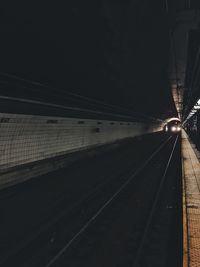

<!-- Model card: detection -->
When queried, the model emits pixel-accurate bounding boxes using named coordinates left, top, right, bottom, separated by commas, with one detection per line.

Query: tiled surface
left=0, top=113, right=162, bottom=186
left=182, top=130, right=200, bottom=267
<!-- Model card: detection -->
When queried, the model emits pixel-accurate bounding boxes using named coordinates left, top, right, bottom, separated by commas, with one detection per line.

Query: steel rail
left=45, top=135, right=173, bottom=267
left=0, top=136, right=170, bottom=266
left=132, top=134, right=179, bottom=267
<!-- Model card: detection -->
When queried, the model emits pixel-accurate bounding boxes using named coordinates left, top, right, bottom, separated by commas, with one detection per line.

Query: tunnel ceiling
left=1, top=1, right=199, bottom=121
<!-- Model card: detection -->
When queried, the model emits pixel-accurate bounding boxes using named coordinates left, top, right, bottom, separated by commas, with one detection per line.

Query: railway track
left=0, top=134, right=182, bottom=267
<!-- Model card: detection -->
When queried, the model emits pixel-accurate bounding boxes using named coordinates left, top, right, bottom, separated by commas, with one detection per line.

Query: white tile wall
left=0, top=113, right=162, bottom=173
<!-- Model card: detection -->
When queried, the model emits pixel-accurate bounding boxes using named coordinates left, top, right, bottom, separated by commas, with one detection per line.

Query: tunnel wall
left=0, top=112, right=162, bottom=188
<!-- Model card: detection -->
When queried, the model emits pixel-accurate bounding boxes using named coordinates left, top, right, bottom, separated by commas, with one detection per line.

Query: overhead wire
left=0, top=71, right=164, bottom=122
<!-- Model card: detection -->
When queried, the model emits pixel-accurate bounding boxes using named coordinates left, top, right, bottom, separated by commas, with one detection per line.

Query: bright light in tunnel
left=194, top=105, right=200, bottom=109
left=186, top=98, right=200, bottom=121
left=186, top=99, right=200, bottom=121
left=171, top=126, right=177, bottom=132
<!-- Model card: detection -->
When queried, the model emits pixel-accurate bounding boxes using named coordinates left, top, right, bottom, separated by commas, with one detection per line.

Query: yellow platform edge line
left=182, top=131, right=189, bottom=267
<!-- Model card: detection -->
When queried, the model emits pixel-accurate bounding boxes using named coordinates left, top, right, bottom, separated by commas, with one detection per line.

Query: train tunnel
left=1, top=1, right=200, bottom=267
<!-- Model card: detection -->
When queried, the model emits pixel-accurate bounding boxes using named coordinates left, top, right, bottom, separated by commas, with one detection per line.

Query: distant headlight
left=177, top=127, right=181, bottom=131
left=171, top=126, right=177, bottom=132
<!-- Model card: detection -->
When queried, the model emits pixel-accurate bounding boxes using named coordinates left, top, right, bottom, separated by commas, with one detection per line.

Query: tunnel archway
left=163, top=117, right=181, bottom=132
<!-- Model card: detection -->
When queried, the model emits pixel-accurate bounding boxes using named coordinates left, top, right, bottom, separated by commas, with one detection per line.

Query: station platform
left=182, top=130, right=200, bottom=267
